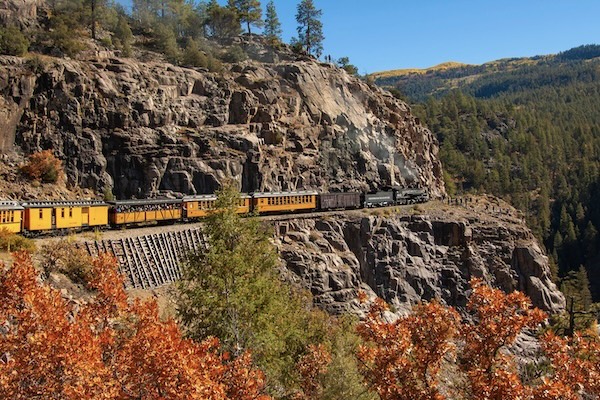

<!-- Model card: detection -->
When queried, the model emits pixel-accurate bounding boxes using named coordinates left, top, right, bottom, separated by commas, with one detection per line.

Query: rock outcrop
left=0, top=0, right=42, bottom=28
left=0, top=42, right=443, bottom=199
left=275, top=200, right=565, bottom=317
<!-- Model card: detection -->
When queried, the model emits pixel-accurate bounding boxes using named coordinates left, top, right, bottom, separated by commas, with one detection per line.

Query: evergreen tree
left=295, top=0, right=324, bottom=57
left=113, top=14, right=133, bottom=56
left=227, top=0, right=263, bottom=35
left=336, top=57, right=359, bottom=75
left=177, top=183, right=329, bottom=393
left=583, top=221, right=599, bottom=260
left=263, top=0, right=282, bottom=43
left=154, top=22, right=180, bottom=63
left=132, top=0, right=160, bottom=28
left=206, top=0, right=240, bottom=40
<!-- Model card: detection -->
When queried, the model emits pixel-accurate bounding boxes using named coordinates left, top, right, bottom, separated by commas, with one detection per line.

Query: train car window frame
left=61, top=208, right=65, bottom=218
left=69, top=208, right=73, bottom=218
left=39, top=209, right=43, bottom=219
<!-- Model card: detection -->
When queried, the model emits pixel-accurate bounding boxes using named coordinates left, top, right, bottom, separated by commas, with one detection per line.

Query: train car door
left=51, top=208, right=56, bottom=229
left=82, top=207, right=90, bottom=226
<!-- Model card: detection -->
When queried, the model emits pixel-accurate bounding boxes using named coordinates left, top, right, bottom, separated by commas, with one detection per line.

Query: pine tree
left=295, top=0, right=324, bottom=57
left=263, top=0, right=281, bottom=43
left=227, top=0, right=263, bottom=35
left=177, top=183, right=330, bottom=392
left=113, top=15, right=133, bottom=56
left=206, top=0, right=240, bottom=39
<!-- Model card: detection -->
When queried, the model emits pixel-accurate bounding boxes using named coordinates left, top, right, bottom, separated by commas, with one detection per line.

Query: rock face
left=0, top=43, right=444, bottom=199
left=275, top=203, right=565, bottom=317
left=0, top=0, right=42, bottom=28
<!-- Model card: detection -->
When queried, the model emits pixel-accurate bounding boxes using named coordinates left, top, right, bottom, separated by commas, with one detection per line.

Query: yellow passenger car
left=22, top=200, right=109, bottom=232
left=108, top=199, right=182, bottom=226
left=252, top=191, right=318, bottom=214
left=0, top=201, right=24, bottom=233
left=183, top=194, right=251, bottom=219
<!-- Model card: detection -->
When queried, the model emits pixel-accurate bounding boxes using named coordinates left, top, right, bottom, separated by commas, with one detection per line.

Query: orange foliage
left=0, top=252, right=270, bottom=400
left=20, top=150, right=64, bottom=183
left=294, top=344, right=332, bottom=400
left=535, top=331, right=600, bottom=399
left=460, top=279, right=547, bottom=399
left=357, top=298, right=460, bottom=400
left=357, top=279, right=600, bottom=400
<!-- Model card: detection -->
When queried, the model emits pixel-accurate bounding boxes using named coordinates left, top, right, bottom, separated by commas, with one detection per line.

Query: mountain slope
left=375, top=45, right=600, bottom=301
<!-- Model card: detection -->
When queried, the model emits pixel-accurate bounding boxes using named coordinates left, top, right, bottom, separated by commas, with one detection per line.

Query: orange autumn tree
left=356, top=279, right=600, bottom=400
left=460, top=279, right=547, bottom=399
left=294, top=344, right=332, bottom=400
left=20, top=150, right=64, bottom=183
left=0, top=252, right=270, bottom=400
left=356, top=297, right=461, bottom=400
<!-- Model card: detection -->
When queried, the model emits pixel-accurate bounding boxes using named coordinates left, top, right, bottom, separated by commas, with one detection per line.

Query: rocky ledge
left=0, top=39, right=443, bottom=199
left=275, top=199, right=565, bottom=317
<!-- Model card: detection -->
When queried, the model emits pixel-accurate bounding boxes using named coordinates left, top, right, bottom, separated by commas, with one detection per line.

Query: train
left=0, top=188, right=428, bottom=236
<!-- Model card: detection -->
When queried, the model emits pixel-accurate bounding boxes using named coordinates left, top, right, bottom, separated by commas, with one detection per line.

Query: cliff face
left=0, top=46, right=443, bottom=199
left=275, top=200, right=565, bottom=316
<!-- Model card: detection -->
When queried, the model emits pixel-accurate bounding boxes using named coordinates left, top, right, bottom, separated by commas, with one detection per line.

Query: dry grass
left=0, top=228, right=36, bottom=253
left=372, top=61, right=471, bottom=79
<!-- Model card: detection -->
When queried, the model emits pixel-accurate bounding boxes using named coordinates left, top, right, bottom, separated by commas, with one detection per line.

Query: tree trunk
left=91, top=0, right=96, bottom=40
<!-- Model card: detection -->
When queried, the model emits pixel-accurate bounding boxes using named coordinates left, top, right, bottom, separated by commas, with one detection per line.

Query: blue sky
left=122, top=1, right=600, bottom=74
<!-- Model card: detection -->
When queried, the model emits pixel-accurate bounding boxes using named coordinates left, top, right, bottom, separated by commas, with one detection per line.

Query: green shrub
left=222, top=45, right=247, bottom=63
left=182, top=39, right=208, bottom=68
left=48, top=16, right=86, bottom=57
left=103, top=188, right=115, bottom=201
left=206, top=55, right=223, bottom=72
left=99, top=36, right=113, bottom=48
left=25, top=55, right=46, bottom=74
left=0, top=26, right=29, bottom=56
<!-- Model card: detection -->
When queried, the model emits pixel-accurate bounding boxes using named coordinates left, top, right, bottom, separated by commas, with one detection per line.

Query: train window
left=69, top=208, right=73, bottom=217
left=1, top=211, right=4, bottom=223
left=10, top=211, right=14, bottom=222
left=39, top=209, right=43, bottom=219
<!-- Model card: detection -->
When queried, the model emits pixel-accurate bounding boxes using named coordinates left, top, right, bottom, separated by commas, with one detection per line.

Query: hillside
left=375, top=45, right=600, bottom=302
left=373, top=44, right=600, bottom=101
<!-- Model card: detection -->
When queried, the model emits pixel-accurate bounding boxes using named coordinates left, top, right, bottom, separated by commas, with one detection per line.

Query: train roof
left=399, top=188, right=427, bottom=195
left=183, top=194, right=251, bottom=201
left=252, top=190, right=318, bottom=198
left=21, top=200, right=107, bottom=208
left=0, top=201, right=24, bottom=210
left=107, top=198, right=183, bottom=206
